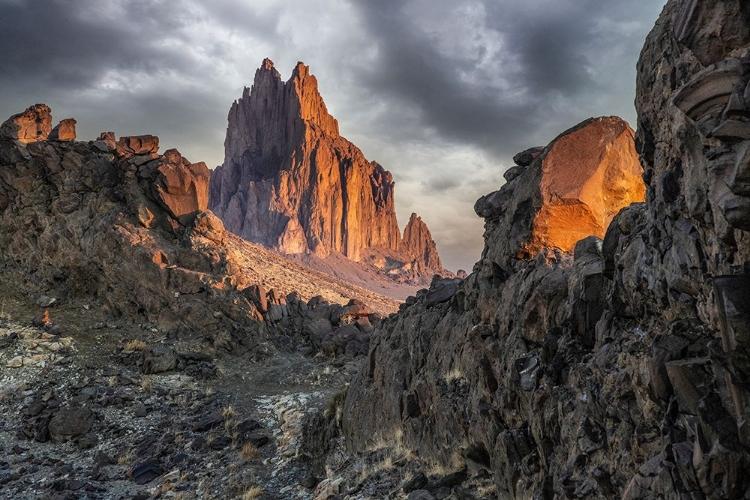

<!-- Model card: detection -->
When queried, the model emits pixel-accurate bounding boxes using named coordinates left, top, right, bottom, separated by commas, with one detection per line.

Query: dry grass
left=222, top=405, right=238, bottom=420
left=117, top=452, right=133, bottom=466
left=241, top=443, right=259, bottom=460
left=426, top=451, right=467, bottom=477
left=242, top=486, right=263, bottom=499
left=124, top=339, right=147, bottom=351
left=444, top=366, right=465, bottom=383
left=325, top=386, right=348, bottom=419
left=140, top=376, right=152, bottom=393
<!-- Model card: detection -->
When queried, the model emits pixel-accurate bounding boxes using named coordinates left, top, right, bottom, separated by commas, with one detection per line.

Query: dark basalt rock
left=341, top=2, right=750, bottom=498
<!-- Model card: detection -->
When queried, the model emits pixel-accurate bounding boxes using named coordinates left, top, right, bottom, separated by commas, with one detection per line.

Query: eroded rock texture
left=0, top=109, right=266, bottom=351
left=475, top=116, right=645, bottom=264
left=401, top=213, right=443, bottom=275
left=209, top=59, right=444, bottom=279
left=343, top=2, right=750, bottom=498
left=0, top=104, right=52, bottom=143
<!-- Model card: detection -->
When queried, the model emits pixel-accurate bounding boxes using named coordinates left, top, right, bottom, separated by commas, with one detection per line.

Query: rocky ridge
left=340, top=2, right=750, bottom=499
left=0, top=104, right=400, bottom=363
left=209, top=59, right=447, bottom=285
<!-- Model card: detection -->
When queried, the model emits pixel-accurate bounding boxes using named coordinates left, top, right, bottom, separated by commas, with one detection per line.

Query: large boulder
left=49, top=118, right=76, bottom=141
left=475, top=116, right=645, bottom=265
left=0, top=104, right=52, bottom=143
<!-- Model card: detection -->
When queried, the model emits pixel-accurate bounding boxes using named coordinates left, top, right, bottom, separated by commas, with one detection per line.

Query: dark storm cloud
left=349, top=0, right=664, bottom=160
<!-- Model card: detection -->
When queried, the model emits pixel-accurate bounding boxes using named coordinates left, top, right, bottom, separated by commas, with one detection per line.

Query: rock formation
left=475, top=116, right=645, bottom=263
left=209, top=59, right=445, bottom=281
left=0, top=106, right=266, bottom=351
left=49, top=118, right=76, bottom=141
left=342, top=3, right=750, bottom=496
left=0, top=104, right=52, bottom=143
left=401, top=212, right=442, bottom=273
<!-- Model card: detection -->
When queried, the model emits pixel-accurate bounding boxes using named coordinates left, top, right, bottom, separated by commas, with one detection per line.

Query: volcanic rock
left=48, top=408, right=94, bottom=443
left=512, top=146, right=543, bottom=167
left=0, top=104, right=52, bottom=143
left=152, top=149, right=211, bottom=225
left=343, top=2, right=750, bottom=499
left=49, top=119, right=76, bottom=141
left=209, top=59, right=445, bottom=281
left=475, top=116, right=645, bottom=264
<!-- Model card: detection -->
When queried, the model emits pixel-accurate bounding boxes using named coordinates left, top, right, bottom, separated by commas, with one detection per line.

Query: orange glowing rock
left=476, top=116, right=646, bottom=263
left=524, top=116, right=646, bottom=256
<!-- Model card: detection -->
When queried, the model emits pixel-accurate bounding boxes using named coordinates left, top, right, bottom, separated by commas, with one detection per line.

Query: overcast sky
left=0, top=0, right=665, bottom=272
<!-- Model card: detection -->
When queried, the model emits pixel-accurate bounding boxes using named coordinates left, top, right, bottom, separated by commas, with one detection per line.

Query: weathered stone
left=152, top=153, right=210, bottom=225
left=209, top=59, right=445, bottom=281
left=512, top=146, right=544, bottom=167
left=116, top=135, right=159, bottom=157
left=0, top=104, right=52, bottom=143
left=48, top=408, right=94, bottom=443
left=343, top=5, right=750, bottom=499
left=49, top=119, right=76, bottom=141
left=476, top=116, right=645, bottom=264
left=141, top=345, right=177, bottom=374
left=401, top=213, right=442, bottom=271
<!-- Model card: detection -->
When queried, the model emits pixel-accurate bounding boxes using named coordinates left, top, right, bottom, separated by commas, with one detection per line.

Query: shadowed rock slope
left=343, top=2, right=750, bottom=494
left=209, top=59, right=447, bottom=286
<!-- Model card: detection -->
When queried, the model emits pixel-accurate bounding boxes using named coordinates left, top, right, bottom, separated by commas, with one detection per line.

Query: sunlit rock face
left=0, top=104, right=52, bottom=143
left=209, top=59, right=444, bottom=279
left=401, top=213, right=442, bottom=273
left=475, top=116, right=645, bottom=266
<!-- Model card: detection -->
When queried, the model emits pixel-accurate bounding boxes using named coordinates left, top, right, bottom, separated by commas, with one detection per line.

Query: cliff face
left=209, top=60, right=443, bottom=278
left=342, top=3, right=750, bottom=497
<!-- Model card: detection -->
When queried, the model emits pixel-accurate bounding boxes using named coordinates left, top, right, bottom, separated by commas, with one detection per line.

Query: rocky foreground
left=342, top=2, right=750, bottom=499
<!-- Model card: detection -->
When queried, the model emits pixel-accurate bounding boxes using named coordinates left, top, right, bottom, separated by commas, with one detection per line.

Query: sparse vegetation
left=444, top=365, right=465, bottom=383
left=325, top=386, right=348, bottom=419
left=124, top=339, right=147, bottom=351
left=242, top=486, right=263, bottom=499
left=117, top=452, right=133, bottom=466
left=140, top=376, right=152, bottom=393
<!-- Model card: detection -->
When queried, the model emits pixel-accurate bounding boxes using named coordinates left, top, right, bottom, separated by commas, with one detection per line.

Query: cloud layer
left=0, top=0, right=665, bottom=272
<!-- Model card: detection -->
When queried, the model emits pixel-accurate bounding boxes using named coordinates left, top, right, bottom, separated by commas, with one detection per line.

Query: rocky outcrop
left=0, top=107, right=266, bottom=351
left=49, top=119, right=76, bottom=141
left=0, top=104, right=52, bottom=143
left=475, top=116, right=645, bottom=264
left=209, top=59, right=445, bottom=281
left=401, top=213, right=442, bottom=273
left=342, top=4, right=750, bottom=497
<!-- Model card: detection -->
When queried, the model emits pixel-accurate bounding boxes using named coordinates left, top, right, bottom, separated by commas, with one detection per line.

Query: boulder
left=512, top=146, right=544, bottom=167
left=476, top=116, right=645, bottom=265
left=49, top=119, right=76, bottom=141
left=48, top=408, right=94, bottom=443
left=152, top=150, right=210, bottom=225
left=0, top=104, right=52, bottom=143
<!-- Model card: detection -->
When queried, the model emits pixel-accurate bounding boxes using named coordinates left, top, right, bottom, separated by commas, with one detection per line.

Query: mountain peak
left=210, top=61, right=446, bottom=286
